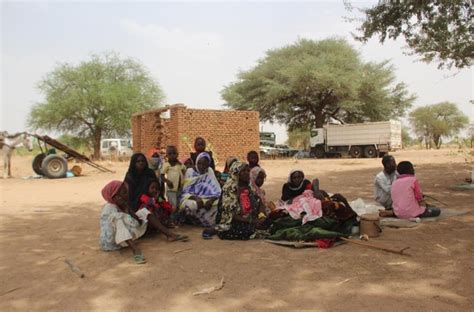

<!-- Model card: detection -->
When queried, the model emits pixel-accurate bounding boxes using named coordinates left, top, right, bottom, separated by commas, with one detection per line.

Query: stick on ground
left=340, top=237, right=410, bottom=255
left=65, top=259, right=85, bottom=278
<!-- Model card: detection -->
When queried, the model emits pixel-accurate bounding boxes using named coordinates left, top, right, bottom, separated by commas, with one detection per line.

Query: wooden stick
left=339, top=237, right=410, bottom=255
left=0, top=287, right=22, bottom=297
left=173, top=248, right=193, bottom=254
left=64, top=259, right=85, bottom=278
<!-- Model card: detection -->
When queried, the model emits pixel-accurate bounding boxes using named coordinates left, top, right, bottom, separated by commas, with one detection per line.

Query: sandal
left=168, top=234, right=189, bottom=242
left=133, top=254, right=147, bottom=264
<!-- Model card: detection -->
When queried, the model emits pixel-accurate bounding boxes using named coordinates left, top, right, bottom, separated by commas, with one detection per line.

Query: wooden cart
left=32, top=135, right=113, bottom=179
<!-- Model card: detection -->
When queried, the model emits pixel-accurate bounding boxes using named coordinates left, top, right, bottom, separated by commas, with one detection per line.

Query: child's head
left=102, top=180, right=128, bottom=206
left=238, top=164, right=251, bottom=184
left=194, top=137, right=206, bottom=153
left=397, top=161, right=415, bottom=175
left=289, top=170, right=304, bottom=187
left=166, top=145, right=178, bottom=162
left=247, top=151, right=259, bottom=166
left=147, top=179, right=161, bottom=197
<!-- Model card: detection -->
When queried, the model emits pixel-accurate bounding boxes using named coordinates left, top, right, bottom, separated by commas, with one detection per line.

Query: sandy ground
left=1, top=149, right=473, bottom=311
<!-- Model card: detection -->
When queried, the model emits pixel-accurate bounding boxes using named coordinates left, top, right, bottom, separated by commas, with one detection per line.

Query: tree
left=28, top=52, right=165, bottom=158
left=409, top=102, right=469, bottom=149
left=401, top=127, right=414, bottom=147
left=222, top=38, right=414, bottom=130
left=286, top=128, right=311, bottom=150
left=350, top=0, right=473, bottom=69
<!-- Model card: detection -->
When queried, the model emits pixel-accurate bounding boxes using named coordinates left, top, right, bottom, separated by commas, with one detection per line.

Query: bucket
left=360, top=213, right=382, bottom=237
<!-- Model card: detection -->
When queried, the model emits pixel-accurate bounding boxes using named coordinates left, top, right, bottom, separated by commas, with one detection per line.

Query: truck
left=309, top=120, right=402, bottom=158
left=259, top=132, right=278, bottom=157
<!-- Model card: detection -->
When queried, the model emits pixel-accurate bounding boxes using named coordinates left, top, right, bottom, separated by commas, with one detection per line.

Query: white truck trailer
left=309, top=120, right=402, bottom=158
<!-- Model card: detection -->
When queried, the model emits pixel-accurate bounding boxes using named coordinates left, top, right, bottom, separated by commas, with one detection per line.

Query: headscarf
left=124, top=153, right=158, bottom=210
left=224, top=156, right=238, bottom=173
left=218, top=160, right=248, bottom=230
left=102, top=180, right=127, bottom=205
left=195, top=152, right=211, bottom=171
left=179, top=152, right=221, bottom=207
left=281, top=169, right=311, bottom=201
left=288, top=169, right=305, bottom=190
left=250, top=166, right=267, bottom=205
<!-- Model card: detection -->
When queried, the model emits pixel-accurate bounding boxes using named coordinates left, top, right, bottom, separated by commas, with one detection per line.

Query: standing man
left=374, top=155, right=398, bottom=210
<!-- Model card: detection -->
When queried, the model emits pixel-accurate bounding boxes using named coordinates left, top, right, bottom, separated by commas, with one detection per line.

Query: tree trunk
left=434, top=135, right=442, bottom=149
left=314, top=112, right=325, bottom=128
left=92, top=129, right=102, bottom=160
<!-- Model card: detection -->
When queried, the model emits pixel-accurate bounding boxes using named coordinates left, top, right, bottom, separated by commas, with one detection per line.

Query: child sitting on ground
left=391, top=161, right=441, bottom=219
left=161, top=146, right=186, bottom=215
left=138, top=179, right=188, bottom=240
left=100, top=180, right=148, bottom=264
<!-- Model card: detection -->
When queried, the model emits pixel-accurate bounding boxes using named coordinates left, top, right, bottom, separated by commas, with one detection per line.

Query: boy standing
left=161, top=146, right=186, bottom=212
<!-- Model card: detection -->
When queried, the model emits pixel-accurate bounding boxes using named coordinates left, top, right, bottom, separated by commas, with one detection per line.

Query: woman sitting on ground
left=99, top=180, right=148, bottom=264
left=179, top=152, right=221, bottom=227
left=391, top=161, right=441, bottom=219
left=214, top=161, right=268, bottom=240
left=250, top=166, right=270, bottom=210
left=125, top=153, right=158, bottom=211
left=281, top=170, right=318, bottom=202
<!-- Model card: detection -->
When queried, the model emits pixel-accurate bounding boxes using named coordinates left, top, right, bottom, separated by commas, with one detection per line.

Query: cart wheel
left=32, top=153, right=46, bottom=175
left=41, top=155, right=68, bottom=179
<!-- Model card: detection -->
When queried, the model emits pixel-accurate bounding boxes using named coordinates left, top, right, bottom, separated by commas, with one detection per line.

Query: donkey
left=1, top=132, right=34, bottom=178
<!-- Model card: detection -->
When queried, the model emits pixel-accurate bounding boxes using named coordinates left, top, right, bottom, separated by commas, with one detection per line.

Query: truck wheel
left=350, top=146, right=363, bottom=158
left=32, top=153, right=46, bottom=175
left=314, top=146, right=325, bottom=159
left=364, top=146, right=378, bottom=158
left=41, top=155, right=68, bottom=179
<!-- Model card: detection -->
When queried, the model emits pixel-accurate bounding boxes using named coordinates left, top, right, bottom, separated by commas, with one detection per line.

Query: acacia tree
left=286, top=129, right=311, bottom=150
left=409, top=102, right=469, bottom=149
left=29, top=52, right=164, bottom=158
left=350, top=0, right=473, bottom=69
left=222, top=38, right=414, bottom=129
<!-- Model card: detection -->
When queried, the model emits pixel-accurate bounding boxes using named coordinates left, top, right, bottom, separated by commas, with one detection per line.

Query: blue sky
left=1, top=1, right=472, bottom=143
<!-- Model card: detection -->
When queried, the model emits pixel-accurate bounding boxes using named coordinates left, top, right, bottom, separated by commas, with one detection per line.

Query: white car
left=100, top=139, right=133, bottom=157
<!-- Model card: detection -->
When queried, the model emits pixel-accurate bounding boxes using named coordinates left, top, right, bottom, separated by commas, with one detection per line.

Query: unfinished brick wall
left=132, top=104, right=260, bottom=169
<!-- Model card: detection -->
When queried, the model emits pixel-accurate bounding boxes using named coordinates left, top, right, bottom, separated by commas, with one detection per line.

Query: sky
left=1, top=0, right=472, bottom=143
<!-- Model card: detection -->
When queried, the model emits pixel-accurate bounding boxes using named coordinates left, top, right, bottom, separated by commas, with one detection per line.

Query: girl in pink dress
left=391, top=161, right=441, bottom=219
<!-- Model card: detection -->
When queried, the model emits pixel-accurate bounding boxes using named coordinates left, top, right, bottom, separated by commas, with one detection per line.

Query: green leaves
left=352, top=0, right=473, bottom=69
left=222, top=38, right=414, bottom=129
left=409, top=102, right=469, bottom=149
left=28, top=52, right=165, bottom=157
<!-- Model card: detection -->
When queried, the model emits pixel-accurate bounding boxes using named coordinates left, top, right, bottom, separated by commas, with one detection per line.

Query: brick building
left=131, top=104, right=260, bottom=169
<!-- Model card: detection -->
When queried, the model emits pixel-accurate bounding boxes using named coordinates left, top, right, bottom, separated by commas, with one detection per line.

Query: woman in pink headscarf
left=99, top=180, right=147, bottom=264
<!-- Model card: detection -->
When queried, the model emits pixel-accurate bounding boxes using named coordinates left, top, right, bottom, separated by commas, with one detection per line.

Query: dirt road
left=1, top=149, right=473, bottom=311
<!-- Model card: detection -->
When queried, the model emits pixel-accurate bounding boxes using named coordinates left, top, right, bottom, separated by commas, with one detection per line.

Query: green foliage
left=57, top=134, right=92, bottom=154
left=401, top=127, right=414, bottom=147
left=28, top=52, right=165, bottom=158
left=350, top=0, right=473, bottom=69
left=286, top=128, right=311, bottom=150
left=222, top=38, right=414, bottom=129
left=409, top=102, right=469, bottom=149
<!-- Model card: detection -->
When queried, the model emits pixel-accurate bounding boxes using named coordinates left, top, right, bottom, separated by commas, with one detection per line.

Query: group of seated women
left=99, top=137, right=358, bottom=264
